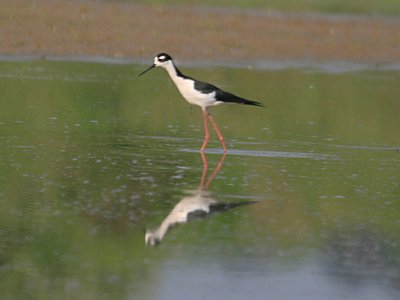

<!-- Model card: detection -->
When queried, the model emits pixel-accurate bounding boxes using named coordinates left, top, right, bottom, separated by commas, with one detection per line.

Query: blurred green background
left=132, top=0, right=400, bottom=15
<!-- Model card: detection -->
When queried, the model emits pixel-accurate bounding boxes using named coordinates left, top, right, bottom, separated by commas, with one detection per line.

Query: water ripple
left=180, top=148, right=334, bottom=160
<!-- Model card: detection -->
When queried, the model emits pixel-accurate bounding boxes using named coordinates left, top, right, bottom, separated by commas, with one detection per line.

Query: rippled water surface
left=0, top=60, right=399, bottom=299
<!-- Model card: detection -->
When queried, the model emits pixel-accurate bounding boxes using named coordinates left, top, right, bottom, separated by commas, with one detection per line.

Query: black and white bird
left=145, top=188, right=256, bottom=246
left=139, top=53, right=263, bottom=152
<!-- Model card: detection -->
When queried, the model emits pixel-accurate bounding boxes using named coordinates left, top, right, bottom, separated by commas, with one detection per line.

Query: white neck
left=161, top=61, right=181, bottom=82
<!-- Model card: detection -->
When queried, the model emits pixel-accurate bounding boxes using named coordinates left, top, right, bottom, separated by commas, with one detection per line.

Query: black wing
left=209, top=200, right=258, bottom=213
left=194, top=80, right=263, bottom=107
left=194, top=80, right=220, bottom=94
left=215, top=90, right=264, bottom=107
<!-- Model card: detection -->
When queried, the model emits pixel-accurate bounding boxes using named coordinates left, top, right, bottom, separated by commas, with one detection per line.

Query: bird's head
left=138, top=53, right=173, bottom=76
left=145, top=229, right=161, bottom=246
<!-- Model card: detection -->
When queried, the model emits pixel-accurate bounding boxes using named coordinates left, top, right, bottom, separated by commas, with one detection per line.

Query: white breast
left=172, top=77, right=216, bottom=108
left=162, top=63, right=221, bottom=109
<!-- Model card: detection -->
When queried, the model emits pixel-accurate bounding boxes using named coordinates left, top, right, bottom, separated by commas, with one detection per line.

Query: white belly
left=172, top=77, right=221, bottom=109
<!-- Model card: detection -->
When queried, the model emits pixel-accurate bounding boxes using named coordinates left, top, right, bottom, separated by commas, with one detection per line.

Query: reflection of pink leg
left=199, top=152, right=226, bottom=189
left=200, top=109, right=210, bottom=152
left=205, top=152, right=226, bottom=189
left=199, top=152, right=208, bottom=188
left=208, top=114, right=227, bottom=153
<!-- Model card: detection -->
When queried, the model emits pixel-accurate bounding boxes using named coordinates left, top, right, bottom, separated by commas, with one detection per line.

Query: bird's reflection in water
left=145, top=152, right=254, bottom=246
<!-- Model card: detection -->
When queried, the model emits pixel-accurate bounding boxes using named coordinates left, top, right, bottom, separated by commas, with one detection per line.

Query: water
left=0, top=60, right=399, bottom=299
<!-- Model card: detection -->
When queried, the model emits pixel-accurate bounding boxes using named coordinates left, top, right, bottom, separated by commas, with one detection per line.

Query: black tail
left=216, top=90, right=264, bottom=107
left=209, top=200, right=258, bottom=214
left=241, top=98, right=264, bottom=107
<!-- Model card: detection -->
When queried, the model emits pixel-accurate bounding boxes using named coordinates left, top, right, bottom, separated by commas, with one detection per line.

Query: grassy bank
left=132, top=0, right=400, bottom=16
left=1, top=0, right=399, bottom=63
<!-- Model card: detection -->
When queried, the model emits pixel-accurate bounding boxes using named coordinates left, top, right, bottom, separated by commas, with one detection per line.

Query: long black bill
left=138, top=64, right=155, bottom=77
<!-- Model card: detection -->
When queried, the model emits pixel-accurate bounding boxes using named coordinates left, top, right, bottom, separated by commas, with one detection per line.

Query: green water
left=0, top=60, right=399, bottom=299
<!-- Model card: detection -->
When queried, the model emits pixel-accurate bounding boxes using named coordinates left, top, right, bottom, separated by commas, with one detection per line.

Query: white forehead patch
left=159, top=55, right=166, bottom=60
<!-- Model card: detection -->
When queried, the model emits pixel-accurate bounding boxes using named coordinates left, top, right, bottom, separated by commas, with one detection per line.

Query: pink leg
left=200, top=109, right=210, bottom=152
left=208, top=114, right=227, bottom=153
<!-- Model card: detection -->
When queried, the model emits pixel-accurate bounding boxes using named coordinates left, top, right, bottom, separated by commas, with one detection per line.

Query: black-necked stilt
left=145, top=152, right=256, bottom=246
left=139, top=53, right=263, bottom=152
left=145, top=189, right=258, bottom=246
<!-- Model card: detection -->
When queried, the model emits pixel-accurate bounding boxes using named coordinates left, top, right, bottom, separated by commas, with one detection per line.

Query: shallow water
left=0, top=60, right=399, bottom=299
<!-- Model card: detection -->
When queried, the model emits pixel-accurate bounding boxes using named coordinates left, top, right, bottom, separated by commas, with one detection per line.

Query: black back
left=194, top=81, right=263, bottom=107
